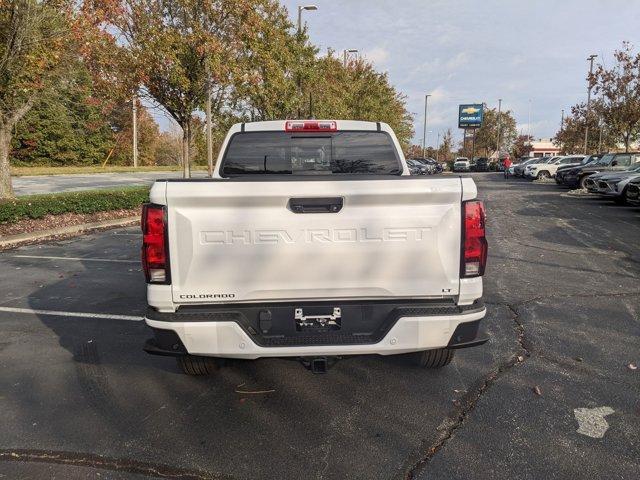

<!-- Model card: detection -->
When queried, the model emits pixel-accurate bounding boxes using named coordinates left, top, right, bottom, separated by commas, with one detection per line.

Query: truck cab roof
left=236, top=119, right=386, bottom=132
left=213, top=120, right=408, bottom=178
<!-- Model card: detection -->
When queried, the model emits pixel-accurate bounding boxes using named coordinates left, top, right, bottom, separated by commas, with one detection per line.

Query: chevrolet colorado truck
left=142, top=120, right=488, bottom=374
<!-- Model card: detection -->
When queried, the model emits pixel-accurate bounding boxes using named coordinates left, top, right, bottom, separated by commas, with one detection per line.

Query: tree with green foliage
left=306, top=53, right=414, bottom=147
left=554, top=101, right=616, bottom=154
left=590, top=42, right=640, bottom=152
left=10, top=64, right=115, bottom=166
left=233, top=7, right=317, bottom=120
left=0, top=0, right=73, bottom=198
left=468, top=107, right=517, bottom=157
left=109, top=99, right=161, bottom=166
left=88, top=0, right=299, bottom=178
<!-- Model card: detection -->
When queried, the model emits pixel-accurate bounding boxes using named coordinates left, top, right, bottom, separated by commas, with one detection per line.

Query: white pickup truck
left=142, top=120, right=488, bottom=374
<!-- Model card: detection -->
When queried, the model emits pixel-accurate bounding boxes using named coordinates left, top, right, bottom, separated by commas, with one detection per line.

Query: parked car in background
left=555, top=154, right=601, bottom=185
left=525, top=155, right=585, bottom=179
left=562, top=152, right=640, bottom=189
left=423, top=158, right=443, bottom=174
left=453, top=157, right=470, bottom=172
left=625, top=178, right=640, bottom=205
left=514, top=157, right=545, bottom=177
left=585, top=164, right=640, bottom=204
left=407, top=158, right=430, bottom=175
left=523, top=156, right=556, bottom=178
left=475, top=157, right=489, bottom=171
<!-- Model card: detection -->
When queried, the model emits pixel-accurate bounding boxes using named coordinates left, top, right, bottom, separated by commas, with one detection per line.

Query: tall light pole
left=496, top=98, right=502, bottom=159
left=132, top=94, right=138, bottom=168
left=583, top=54, right=598, bottom=154
left=436, top=131, right=441, bottom=161
left=205, top=87, right=213, bottom=177
left=297, top=4, right=317, bottom=32
left=343, top=49, right=358, bottom=67
left=527, top=99, right=532, bottom=139
left=296, top=5, right=317, bottom=119
left=422, top=94, right=431, bottom=158
left=561, top=109, right=565, bottom=129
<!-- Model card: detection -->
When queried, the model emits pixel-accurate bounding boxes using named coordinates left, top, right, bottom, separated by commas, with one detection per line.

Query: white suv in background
left=525, top=155, right=585, bottom=179
left=453, top=157, right=471, bottom=172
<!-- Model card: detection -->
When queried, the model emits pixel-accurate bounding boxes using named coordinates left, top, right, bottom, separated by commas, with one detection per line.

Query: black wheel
left=411, top=348, right=455, bottom=368
left=536, top=171, right=550, bottom=179
left=614, top=189, right=628, bottom=205
left=177, top=355, right=220, bottom=375
left=579, top=175, right=590, bottom=189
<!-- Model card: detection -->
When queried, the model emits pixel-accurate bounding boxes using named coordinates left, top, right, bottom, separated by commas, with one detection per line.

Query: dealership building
left=529, top=139, right=560, bottom=157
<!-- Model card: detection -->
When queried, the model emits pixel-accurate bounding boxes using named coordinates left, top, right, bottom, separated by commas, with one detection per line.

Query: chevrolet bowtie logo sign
left=459, top=103, right=484, bottom=129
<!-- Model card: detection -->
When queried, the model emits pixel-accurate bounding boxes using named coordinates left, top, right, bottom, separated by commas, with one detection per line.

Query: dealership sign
left=458, top=104, right=484, bottom=128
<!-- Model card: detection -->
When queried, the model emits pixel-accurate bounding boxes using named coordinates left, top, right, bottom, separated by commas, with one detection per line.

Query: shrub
left=0, top=187, right=149, bottom=224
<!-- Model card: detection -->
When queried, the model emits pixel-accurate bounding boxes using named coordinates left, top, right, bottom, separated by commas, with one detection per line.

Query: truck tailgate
left=163, top=177, right=465, bottom=304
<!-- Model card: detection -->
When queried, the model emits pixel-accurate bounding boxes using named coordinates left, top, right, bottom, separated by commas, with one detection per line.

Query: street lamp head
left=347, top=49, right=358, bottom=53
left=300, top=4, right=318, bottom=11
left=587, top=54, right=598, bottom=61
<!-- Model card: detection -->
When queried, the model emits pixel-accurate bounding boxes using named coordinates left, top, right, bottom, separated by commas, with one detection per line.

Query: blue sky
left=281, top=0, right=640, bottom=146
left=150, top=1, right=639, bottom=148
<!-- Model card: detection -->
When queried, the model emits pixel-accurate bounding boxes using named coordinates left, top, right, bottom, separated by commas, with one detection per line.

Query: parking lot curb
left=0, top=216, right=139, bottom=251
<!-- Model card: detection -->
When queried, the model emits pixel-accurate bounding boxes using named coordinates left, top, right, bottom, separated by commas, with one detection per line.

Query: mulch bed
left=0, top=209, right=140, bottom=238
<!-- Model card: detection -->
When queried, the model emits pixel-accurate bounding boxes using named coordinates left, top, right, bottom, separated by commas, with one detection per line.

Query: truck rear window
left=221, top=131, right=401, bottom=176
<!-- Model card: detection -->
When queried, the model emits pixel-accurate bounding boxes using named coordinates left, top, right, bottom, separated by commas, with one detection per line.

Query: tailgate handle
left=289, top=197, right=343, bottom=214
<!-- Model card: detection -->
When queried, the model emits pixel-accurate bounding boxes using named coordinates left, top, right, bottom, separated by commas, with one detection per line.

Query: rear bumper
left=144, top=300, right=487, bottom=359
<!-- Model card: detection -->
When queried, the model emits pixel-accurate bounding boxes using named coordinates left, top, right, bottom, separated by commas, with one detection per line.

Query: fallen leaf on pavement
left=235, top=383, right=275, bottom=395
left=628, top=363, right=637, bottom=370
left=533, top=386, right=542, bottom=396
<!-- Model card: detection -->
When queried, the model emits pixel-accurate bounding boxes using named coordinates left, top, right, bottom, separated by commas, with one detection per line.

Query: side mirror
left=611, top=160, right=618, bottom=166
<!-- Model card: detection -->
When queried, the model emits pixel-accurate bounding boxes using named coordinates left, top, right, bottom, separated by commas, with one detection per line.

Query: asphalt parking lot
left=0, top=173, right=638, bottom=479
left=12, top=171, right=207, bottom=196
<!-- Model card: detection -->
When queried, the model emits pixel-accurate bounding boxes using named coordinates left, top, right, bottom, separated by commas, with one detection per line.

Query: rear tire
left=536, top=171, right=550, bottom=179
left=177, top=355, right=220, bottom=375
left=412, top=348, right=455, bottom=368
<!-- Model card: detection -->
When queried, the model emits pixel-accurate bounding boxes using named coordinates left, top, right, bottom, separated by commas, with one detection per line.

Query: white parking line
left=0, top=306, right=143, bottom=322
left=11, top=255, right=138, bottom=264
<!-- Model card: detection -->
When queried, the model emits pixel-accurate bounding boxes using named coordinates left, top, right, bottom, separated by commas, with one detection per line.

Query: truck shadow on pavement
left=17, top=243, right=518, bottom=480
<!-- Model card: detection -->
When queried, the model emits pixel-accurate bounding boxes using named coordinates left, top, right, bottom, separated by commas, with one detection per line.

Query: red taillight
left=461, top=200, right=488, bottom=277
left=285, top=120, right=337, bottom=132
left=141, top=203, right=169, bottom=284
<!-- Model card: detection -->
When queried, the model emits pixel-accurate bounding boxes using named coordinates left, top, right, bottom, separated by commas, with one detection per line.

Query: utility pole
left=343, top=49, right=358, bottom=67
left=527, top=99, right=532, bottom=139
left=584, top=54, right=598, bottom=154
left=598, top=122, right=603, bottom=153
left=205, top=85, right=213, bottom=177
left=422, top=94, right=431, bottom=158
left=296, top=5, right=318, bottom=119
left=496, top=98, right=502, bottom=159
left=471, top=129, right=477, bottom=161
left=132, top=95, right=138, bottom=168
